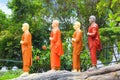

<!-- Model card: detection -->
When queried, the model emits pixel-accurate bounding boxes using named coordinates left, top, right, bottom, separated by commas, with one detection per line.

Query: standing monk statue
left=87, top=15, right=101, bottom=70
left=20, top=23, right=32, bottom=77
left=49, top=20, right=64, bottom=71
left=72, top=21, right=83, bottom=72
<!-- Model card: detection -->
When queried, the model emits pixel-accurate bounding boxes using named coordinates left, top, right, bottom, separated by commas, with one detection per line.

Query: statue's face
left=52, top=22, right=56, bottom=28
left=73, top=25, right=78, bottom=30
left=52, top=21, right=58, bottom=28
left=73, top=22, right=80, bottom=30
left=73, top=25, right=75, bottom=30
left=22, top=26, right=27, bottom=32
left=89, top=17, right=93, bottom=24
left=22, top=26, right=25, bottom=32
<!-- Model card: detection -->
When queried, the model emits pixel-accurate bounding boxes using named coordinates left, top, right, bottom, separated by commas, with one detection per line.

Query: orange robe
left=21, top=31, right=32, bottom=72
left=72, top=30, right=82, bottom=70
left=88, top=22, right=101, bottom=66
left=50, top=29, right=64, bottom=69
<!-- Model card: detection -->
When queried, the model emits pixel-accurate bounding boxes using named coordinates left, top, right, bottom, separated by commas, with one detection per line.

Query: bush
left=30, top=46, right=50, bottom=73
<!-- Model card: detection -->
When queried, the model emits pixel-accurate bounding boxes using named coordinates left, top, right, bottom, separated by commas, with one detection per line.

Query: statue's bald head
left=52, top=20, right=59, bottom=28
left=73, top=21, right=81, bottom=29
left=22, top=23, right=29, bottom=32
left=74, top=21, right=81, bottom=27
left=53, top=20, right=59, bottom=25
left=89, top=15, right=96, bottom=23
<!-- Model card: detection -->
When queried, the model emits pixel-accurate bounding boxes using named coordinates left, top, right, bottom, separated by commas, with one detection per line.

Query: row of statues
left=20, top=15, right=101, bottom=77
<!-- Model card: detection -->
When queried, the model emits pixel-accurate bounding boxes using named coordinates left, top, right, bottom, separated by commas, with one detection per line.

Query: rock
left=0, top=66, right=8, bottom=72
left=13, top=63, right=120, bottom=80
left=12, top=66, right=18, bottom=71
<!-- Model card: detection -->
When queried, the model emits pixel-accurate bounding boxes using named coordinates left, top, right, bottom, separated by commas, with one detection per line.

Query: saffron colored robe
left=50, top=29, right=64, bottom=69
left=21, top=31, right=32, bottom=72
left=88, top=22, right=101, bottom=66
left=72, top=30, right=82, bottom=70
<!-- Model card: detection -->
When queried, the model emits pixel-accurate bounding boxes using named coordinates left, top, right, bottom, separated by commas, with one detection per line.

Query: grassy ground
left=0, top=70, right=23, bottom=80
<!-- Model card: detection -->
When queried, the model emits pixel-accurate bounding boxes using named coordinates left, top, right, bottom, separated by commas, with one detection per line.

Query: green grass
left=0, top=70, right=23, bottom=80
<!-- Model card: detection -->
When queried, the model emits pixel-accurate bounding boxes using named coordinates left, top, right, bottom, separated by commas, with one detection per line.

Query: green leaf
left=109, top=21, right=116, bottom=27
left=116, top=17, right=120, bottom=21
left=111, top=0, right=117, bottom=8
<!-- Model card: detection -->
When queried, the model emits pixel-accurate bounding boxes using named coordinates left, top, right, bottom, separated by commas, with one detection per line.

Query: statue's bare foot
left=20, top=72, right=29, bottom=77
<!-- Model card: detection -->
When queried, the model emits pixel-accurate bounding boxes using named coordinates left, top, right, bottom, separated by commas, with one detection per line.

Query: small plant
left=0, top=69, right=23, bottom=80
left=80, top=49, right=91, bottom=71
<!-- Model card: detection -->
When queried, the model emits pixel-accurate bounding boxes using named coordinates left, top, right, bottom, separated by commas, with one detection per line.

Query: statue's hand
left=87, top=33, right=90, bottom=35
left=72, top=38, right=76, bottom=41
left=20, top=41, right=23, bottom=44
left=49, top=37, right=53, bottom=40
